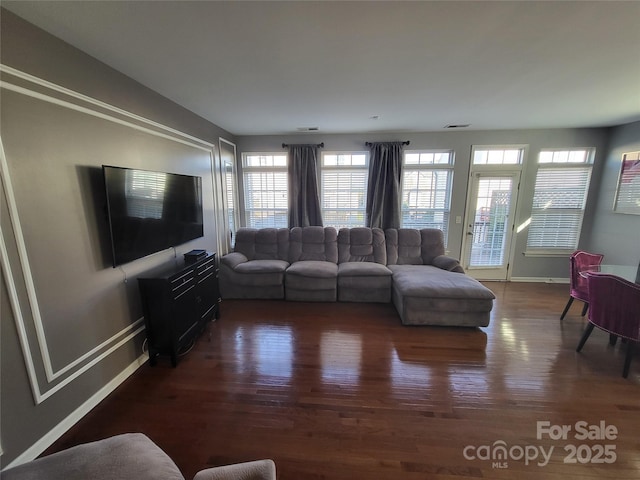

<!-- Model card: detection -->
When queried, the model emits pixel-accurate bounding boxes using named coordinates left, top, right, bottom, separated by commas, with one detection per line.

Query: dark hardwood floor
left=47, top=282, right=640, bottom=479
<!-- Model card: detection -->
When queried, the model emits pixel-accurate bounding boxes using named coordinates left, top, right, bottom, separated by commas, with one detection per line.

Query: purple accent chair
left=560, top=250, right=604, bottom=320
left=576, top=273, right=640, bottom=378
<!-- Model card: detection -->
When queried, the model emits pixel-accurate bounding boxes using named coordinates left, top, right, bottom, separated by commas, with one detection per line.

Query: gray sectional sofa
left=220, top=227, right=494, bottom=327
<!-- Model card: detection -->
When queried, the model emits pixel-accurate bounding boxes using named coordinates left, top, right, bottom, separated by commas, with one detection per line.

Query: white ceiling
left=3, top=1, right=640, bottom=136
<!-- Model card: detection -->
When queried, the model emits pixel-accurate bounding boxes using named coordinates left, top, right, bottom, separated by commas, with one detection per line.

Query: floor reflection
left=390, top=329, right=488, bottom=403
left=487, top=315, right=564, bottom=395
left=390, top=348, right=432, bottom=390
left=233, top=324, right=293, bottom=380
left=320, top=330, right=362, bottom=384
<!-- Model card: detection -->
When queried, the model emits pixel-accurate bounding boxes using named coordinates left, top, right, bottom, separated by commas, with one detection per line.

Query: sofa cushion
left=287, top=260, right=338, bottom=279
left=220, top=252, right=249, bottom=269
left=234, top=259, right=289, bottom=274
left=419, top=229, right=447, bottom=264
left=234, top=227, right=290, bottom=261
left=285, top=260, right=338, bottom=300
left=289, top=226, right=338, bottom=263
left=385, top=228, right=446, bottom=265
left=390, top=265, right=494, bottom=301
left=286, top=260, right=338, bottom=293
left=338, top=262, right=392, bottom=277
left=226, top=259, right=289, bottom=289
left=221, top=268, right=286, bottom=289
left=338, top=227, right=386, bottom=264
left=432, top=254, right=465, bottom=273
left=2, top=433, right=184, bottom=480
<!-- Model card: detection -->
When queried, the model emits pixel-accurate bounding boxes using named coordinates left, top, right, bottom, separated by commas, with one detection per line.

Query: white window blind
left=527, top=150, right=593, bottom=251
left=321, top=153, right=368, bottom=229
left=401, top=151, right=453, bottom=243
left=243, top=154, right=288, bottom=228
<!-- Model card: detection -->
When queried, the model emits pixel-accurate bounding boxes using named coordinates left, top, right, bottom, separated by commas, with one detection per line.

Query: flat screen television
left=103, top=165, right=204, bottom=267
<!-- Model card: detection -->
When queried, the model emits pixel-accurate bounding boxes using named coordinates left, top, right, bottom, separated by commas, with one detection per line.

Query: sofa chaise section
left=337, top=227, right=392, bottom=302
left=390, top=265, right=495, bottom=326
left=285, top=226, right=338, bottom=301
left=386, top=228, right=495, bottom=326
left=219, top=228, right=289, bottom=299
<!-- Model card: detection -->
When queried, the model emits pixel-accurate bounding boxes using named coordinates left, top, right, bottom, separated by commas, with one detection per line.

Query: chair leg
left=623, top=342, right=635, bottom=378
left=609, top=334, right=618, bottom=346
left=560, top=297, right=574, bottom=320
left=581, top=302, right=589, bottom=317
left=576, top=323, right=595, bottom=352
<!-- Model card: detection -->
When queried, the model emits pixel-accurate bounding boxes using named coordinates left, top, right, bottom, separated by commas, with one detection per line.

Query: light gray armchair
left=2, top=433, right=276, bottom=480
left=193, top=460, right=276, bottom=480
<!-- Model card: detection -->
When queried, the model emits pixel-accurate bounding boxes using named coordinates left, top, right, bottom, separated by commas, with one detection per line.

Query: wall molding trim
left=0, top=223, right=42, bottom=404
left=0, top=65, right=220, bottom=403
left=0, top=64, right=215, bottom=151
left=1, top=204, right=145, bottom=405
left=2, top=353, right=148, bottom=470
left=0, top=106, right=146, bottom=395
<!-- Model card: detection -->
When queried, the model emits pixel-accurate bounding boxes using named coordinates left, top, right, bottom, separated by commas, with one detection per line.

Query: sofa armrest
left=193, top=459, right=276, bottom=480
left=432, top=255, right=465, bottom=273
left=2, top=434, right=184, bottom=480
left=220, top=252, right=249, bottom=270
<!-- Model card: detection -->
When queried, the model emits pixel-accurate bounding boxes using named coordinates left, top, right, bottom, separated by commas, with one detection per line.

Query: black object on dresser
left=138, top=252, right=220, bottom=367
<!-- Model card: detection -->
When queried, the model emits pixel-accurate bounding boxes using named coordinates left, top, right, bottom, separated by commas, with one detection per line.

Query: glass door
left=462, top=172, right=520, bottom=280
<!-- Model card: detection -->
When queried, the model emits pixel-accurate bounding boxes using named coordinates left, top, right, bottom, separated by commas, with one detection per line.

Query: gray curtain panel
left=288, top=144, right=323, bottom=227
left=366, top=142, right=404, bottom=229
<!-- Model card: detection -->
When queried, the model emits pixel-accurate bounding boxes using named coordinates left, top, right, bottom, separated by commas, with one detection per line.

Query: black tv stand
left=138, top=252, right=220, bottom=367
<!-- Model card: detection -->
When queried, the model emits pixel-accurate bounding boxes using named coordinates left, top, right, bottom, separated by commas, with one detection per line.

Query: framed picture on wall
left=613, top=151, right=640, bottom=215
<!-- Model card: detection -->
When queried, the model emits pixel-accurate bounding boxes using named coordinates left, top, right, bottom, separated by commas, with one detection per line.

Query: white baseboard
left=3, top=353, right=147, bottom=470
left=510, top=277, right=569, bottom=284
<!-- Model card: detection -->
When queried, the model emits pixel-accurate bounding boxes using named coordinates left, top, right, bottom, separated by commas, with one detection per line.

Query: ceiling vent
left=296, top=127, right=319, bottom=132
left=444, top=124, right=470, bottom=129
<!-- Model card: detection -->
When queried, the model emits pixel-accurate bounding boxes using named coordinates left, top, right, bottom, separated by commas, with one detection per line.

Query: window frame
left=472, top=147, right=524, bottom=166
left=400, top=150, right=455, bottom=244
left=241, top=152, right=289, bottom=229
left=525, top=148, right=595, bottom=255
left=613, top=151, right=640, bottom=215
left=319, top=151, right=369, bottom=230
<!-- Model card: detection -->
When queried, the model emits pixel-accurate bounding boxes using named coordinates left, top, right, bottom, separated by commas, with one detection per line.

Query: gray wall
left=236, top=128, right=610, bottom=280
left=0, top=10, right=234, bottom=466
left=587, top=121, right=640, bottom=264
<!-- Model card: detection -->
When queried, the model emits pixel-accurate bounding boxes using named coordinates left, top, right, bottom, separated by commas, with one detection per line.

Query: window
left=473, top=148, right=522, bottom=165
left=223, top=158, right=237, bottom=238
left=401, top=151, right=454, bottom=242
left=321, top=152, right=368, bottom=229
left=242, top=153, right=288, bottom=228
left=613, top=151, right=640, bottom=215
left=526, top=149, right=594, bottom=252
left=220, top=139, right=239, bottom=248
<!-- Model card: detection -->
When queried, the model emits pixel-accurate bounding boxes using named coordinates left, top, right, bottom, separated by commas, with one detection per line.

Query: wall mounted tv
left=103, top=165, right=204, bottom=267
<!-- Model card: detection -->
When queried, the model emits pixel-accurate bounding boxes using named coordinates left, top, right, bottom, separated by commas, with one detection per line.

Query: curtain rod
left=282, top=142, right=324, bottom=148
left=365, top=141, right=410, bottom=147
